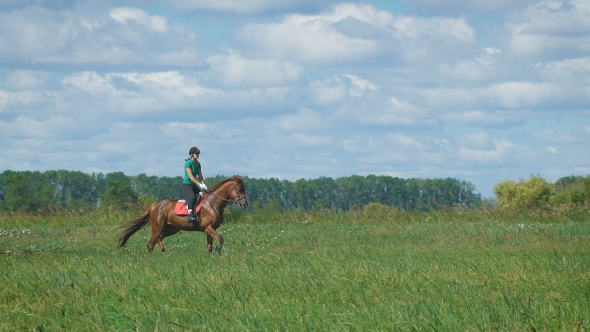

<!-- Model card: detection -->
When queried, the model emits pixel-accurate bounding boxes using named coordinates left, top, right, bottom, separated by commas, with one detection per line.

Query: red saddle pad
left=174, top=199, right=203, bottom=216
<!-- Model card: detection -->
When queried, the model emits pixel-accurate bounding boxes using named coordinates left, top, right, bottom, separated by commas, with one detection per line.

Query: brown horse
left=117, top=175, right=248, bottom=253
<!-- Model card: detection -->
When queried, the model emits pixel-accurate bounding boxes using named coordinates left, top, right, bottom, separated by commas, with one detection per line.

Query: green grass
left=1, top=209, right=589, bottom=331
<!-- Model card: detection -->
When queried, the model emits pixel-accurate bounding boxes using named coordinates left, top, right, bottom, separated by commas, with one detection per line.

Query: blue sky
left=1, top=0, right=589, bottom=198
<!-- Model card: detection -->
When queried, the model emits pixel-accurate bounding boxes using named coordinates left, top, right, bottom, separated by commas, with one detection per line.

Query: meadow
left=1, top=206, right=589, bottom=331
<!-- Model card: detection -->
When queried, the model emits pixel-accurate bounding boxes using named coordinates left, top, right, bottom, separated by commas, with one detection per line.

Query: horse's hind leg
left=158, top=226, right=181, bottom=253
left=157, top=237, right=166, bottom=253
left=207, top=234, right=213, bottom=253
left=148, top=213, right=166, bottom=252
left=147, top=232, right=160, bottom=252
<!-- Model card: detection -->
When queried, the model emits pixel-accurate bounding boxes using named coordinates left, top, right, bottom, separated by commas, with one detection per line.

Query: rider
left=183, top=146, right=208, bottom=222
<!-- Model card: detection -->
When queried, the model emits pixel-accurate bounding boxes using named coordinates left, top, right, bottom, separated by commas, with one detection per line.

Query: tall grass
left=1, top=207, right=589, bottom=331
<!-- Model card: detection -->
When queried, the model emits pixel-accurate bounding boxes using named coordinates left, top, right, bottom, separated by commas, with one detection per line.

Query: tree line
left=0, top=170, right=482, bottom=214
left=494, top=174, right=590, bottom=210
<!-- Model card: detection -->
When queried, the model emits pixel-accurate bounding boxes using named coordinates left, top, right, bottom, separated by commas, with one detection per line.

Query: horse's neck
left=209, top=181, right=234, bottom=207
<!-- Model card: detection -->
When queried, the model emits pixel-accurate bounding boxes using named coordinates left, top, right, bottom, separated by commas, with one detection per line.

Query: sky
left=1, top=0, right=589, bottom=198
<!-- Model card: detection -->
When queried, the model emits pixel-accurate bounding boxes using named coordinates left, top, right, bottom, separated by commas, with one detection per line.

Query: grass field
left=1, top=207, right=589, bottom=331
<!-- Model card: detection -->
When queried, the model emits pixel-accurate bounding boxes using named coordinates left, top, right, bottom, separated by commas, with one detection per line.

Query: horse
left=117, top=175, right=248, bottom=254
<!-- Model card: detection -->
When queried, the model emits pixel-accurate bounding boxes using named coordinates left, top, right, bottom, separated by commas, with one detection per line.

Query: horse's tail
left=117, top=204, right=155, bottom=247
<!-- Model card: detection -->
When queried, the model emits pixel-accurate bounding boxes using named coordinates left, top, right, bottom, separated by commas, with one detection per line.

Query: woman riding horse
left=117, top=176, right=248, bottom=253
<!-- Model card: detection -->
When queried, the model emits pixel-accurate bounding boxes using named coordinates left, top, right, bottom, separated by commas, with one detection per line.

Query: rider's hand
left=199, top=183, right=208, bottom=191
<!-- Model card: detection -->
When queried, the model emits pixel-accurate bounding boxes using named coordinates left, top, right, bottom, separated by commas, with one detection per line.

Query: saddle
left=174, top=195, right=203, bottom=216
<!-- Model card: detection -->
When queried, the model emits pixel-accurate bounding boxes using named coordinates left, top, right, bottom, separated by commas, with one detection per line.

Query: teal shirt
left=183, top=159, right=201, bottom=185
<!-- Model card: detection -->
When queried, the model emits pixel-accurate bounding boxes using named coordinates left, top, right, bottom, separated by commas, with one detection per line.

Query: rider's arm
left=186, top=167, right=200, bottom=185
left=197, top=170, right=204, bottom=185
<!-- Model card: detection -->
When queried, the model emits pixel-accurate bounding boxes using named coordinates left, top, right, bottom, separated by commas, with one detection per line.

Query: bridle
left=204, top=181, right=247, bottom=213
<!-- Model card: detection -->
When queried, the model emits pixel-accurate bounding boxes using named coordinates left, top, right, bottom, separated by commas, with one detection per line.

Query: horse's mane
left=209, top=175, right=243, bottom=192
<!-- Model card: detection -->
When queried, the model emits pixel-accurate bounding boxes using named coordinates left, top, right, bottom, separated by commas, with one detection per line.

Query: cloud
left=445, top=110, right=531, bottom=128
left=56, top=70, right=217, bottom=116
left=0, top=90, right=44, bottom=111
left=459, top=139, right=514, bottom=164
left=309, top=77, right=347, bottom=105
left=271, top=107, right=333, bottom=132
left=206, top=51, right=302, bottom=88
left=488, top=81, right=563, bottom=108
left=531, top=128, right=576, bottom=143
left=0, top=5, right=202, bottom=67
left=3, top=70, right=49, bottom=90
left=503, top=0, right=590, bottom=61
left=165, top=0, right=317, bottom=14
left=438, top=48, right=502, bottom=81
left=345, top=74, right=379, bottom=96
left=236, top=3, right=478, bottom=65
left=236, top=4, right=380, bottom=65
left=422, top=81, right=570, bottom=111
left=110, top=7, right=168, bottom=32
left=407, top=0, right=541, bottom=14
left=360, top=96, right=434, bottom=126
left=460, top=132, right=491, bottom=149
left=0, top=115, right=84, bottom=139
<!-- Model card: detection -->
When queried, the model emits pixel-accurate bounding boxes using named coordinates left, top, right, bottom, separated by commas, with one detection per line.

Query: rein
left=203, top=182, right=246, bottom=215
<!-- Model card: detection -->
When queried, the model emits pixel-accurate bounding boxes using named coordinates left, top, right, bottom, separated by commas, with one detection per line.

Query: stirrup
left=188, top=214, right=198, bottom=222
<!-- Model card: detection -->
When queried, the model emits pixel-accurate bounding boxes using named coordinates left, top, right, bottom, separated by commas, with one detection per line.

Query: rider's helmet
left=189, top=147, right=200, bottom=155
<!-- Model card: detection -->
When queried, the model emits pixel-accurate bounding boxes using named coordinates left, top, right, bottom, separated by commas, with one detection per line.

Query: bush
left=493, top=175, right=554, bottom=210
left=550, top=175, right=590, bottom=206
left=361, top=203, right=396, bottom=222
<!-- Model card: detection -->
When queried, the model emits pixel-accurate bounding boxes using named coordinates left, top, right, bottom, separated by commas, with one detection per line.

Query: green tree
left=2, top=171, right=30, bottom=213
left=101, top=172, right=138, bottom=209
left=45, top=170, right=98, bottom=209
left=551, top=175, right=590, bottom=205
left=0, top=171, right=60, bottom=213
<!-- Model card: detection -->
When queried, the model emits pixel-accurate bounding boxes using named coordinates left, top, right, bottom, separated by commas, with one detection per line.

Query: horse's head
left=208, top=175, right=249, bottom=209
left=229, top=176, right=248, bottom=209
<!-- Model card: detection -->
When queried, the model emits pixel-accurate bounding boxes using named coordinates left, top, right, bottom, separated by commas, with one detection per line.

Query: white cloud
left=445, top=110, right=531, bottom=127
left=309, top=77, right=347, bottom=105
left=459, top=139, right=514, bottom=164
left=531, top=128, right=577, bottom=143
left=388, top=133, right=428, bottom=150
left=438, top=48, right=502, bottom=81
left=406, top=0, right=541, bottom=14
left=344, top=74, right=378, bottom=97
left=57, top=70, right=217, bottom=115
left=110, top=7, right=168, bottom=32
left=503, top=0, right=590, bottom=60
left=206, top=52, right=302, bottom=88
left=0, top=5, right=201, bottom=67
left=460, top=132, right=491, bottom=149
left=3, top=70, right=49, bottom=90
left=346, top=96, right=437, bottom=127
left=272, top=107, right=332, bottom=131
left=236, top=5, right=380, bottom=65
left=488, top=81, right=562, bottom=108
left=0, top=90, right=44, bottom=111
left=166, top=0, right=314, bottom=14
left=0, top=115, right=79, bottom=139
left=236, top=3, right=477, bottom=65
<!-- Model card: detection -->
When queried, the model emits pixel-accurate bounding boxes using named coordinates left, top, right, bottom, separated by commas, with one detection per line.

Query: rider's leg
left=182, top=184, right=198, bottom=222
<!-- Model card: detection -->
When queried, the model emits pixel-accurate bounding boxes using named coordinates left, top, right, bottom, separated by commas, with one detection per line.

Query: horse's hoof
left=215, top=246, right=222, bottom=254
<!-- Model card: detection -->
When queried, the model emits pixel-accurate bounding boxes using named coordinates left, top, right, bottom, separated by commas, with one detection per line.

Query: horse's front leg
left=204, top=226, right=224, bottom=254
